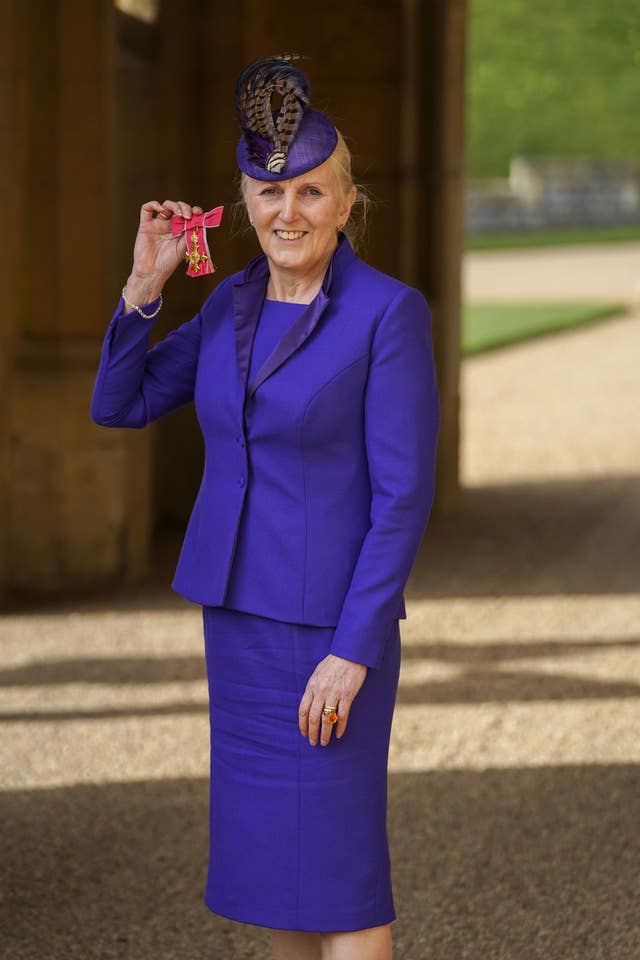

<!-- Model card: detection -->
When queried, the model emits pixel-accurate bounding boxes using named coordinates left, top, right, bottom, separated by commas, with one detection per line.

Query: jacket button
left=238, top=476, right=246, bottom=487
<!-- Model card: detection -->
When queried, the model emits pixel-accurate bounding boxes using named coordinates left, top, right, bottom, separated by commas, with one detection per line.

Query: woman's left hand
left=298, top=654, right=367, bottom=746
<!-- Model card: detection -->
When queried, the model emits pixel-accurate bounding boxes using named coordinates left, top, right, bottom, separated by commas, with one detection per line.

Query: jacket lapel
left=232, top=275, right=268, bottom=395
left=246, top=289, right=330, bottom=399
left=232, top=235, right=355, bottom=401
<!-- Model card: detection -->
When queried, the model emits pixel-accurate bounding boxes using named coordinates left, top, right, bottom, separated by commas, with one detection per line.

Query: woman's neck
left=265, top=252, right=334, bottom=304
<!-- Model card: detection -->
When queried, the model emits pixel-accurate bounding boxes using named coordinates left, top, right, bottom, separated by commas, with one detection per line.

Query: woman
left=92, top=57, right=440, bottom=960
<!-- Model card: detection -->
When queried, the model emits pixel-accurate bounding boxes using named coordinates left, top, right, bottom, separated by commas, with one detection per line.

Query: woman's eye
left=259, top=188, right=278, bottom=197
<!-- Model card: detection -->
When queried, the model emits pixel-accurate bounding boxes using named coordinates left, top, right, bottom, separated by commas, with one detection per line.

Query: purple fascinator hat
left=235, top=55, right=338, bottom=181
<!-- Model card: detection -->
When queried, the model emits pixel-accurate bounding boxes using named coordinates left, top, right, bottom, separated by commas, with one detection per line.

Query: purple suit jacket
left=91, top=236, right=440, bottom=668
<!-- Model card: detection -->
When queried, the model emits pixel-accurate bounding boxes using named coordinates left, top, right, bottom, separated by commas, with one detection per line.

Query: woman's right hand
left=123, top=200, right=202, bottom=308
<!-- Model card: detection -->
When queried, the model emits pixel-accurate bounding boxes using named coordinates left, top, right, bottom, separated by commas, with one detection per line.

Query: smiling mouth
left=275, top=230, right=306, bottom=240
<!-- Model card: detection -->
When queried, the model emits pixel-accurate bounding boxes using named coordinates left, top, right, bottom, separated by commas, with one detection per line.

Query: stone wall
left=467, top=156, right=640, bottom=234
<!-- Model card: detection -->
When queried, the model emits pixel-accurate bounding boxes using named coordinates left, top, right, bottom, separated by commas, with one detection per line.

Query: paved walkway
left=1, top=306, right=639, bottom=957
left=464, top=241, right=640, bottom=304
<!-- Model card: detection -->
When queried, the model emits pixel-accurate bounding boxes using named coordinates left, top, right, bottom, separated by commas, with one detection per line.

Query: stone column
left=3, top=0, right=157, bottom=596
left=0, top=0, right=24, bottom=598
left=401, top=0, right=467, bottom=511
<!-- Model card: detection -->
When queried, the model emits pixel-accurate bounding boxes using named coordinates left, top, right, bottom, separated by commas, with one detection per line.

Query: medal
left=171, top=206, right=224, bottom=277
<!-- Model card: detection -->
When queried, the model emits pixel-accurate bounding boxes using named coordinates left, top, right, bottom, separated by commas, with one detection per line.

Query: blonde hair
left=328, top=131, right=370, bottom=249
left=237, top=129, right=370, bottom=251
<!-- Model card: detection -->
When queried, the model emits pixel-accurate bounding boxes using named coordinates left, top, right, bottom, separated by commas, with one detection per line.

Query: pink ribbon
left=172, top=206, right=224, bottom=277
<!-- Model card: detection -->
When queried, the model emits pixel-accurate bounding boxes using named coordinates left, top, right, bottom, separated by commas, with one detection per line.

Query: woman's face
left=243, top=159, right=355, bottom=279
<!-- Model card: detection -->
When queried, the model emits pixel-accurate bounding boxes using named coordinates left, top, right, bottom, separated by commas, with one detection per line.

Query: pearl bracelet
left=122, top=286, right=163, bottom=320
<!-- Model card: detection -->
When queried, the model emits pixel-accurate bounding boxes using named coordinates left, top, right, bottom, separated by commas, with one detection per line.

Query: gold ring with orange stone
left=322, top=705, right=339, bottom=725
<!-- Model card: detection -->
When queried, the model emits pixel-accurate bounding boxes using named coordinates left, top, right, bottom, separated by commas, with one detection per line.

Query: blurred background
left=1, top=2, right=639, bottom=958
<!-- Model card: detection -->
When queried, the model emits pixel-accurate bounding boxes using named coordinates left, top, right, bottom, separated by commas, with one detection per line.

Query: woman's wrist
left=122, top=275, right=164, bottom=320
left=123, top=273, right=164, bottom=309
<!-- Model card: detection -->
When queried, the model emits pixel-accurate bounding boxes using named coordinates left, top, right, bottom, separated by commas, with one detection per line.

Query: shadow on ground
left=3, top=473, right=638, bottom=616
left=2, top=766, right=638, bottom=960
left=411, top=473, right=639, bottom=598
left=1, top=635, right=640, bottom=724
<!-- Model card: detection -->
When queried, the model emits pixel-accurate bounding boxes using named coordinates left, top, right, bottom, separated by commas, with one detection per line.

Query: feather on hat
left=235, top=55, right=338, bottom=181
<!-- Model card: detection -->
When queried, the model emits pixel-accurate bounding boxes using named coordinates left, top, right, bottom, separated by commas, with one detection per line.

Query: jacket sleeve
left=329, top=286, right=440, bottom=669
left=90, top=296, right=202, bottom=428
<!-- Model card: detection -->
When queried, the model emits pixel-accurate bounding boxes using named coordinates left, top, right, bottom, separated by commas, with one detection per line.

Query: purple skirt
left=202, top=605, right=401, bottom=932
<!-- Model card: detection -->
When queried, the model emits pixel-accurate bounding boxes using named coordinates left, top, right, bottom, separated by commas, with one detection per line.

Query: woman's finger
left=158, top=199, right=183, bottom=220
left=333, top=697, right=352, bottom=740
left=140, top=200, right=169, bottom=222
left=160, top=200, right=196, bottom=222
left=298, top=687, right=313, bottom=737
left=298, top=666, right=328, bottom=743
left=306, top=693, right=325, bottom=747
left=319, top=696, right=342, bottom=747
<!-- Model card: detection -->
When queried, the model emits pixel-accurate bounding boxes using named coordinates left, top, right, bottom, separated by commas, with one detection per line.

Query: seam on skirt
left=292, top=621, right=302, bottom=927
left=374, top=777, right=382, bottom=919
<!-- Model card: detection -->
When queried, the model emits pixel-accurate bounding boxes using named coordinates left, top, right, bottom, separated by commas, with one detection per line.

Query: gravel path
left=1, top=305, right=639, bottom=958
left=464, top=242, right=640, bottom=304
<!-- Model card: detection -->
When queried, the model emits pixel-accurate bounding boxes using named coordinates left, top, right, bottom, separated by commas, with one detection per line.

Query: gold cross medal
left=171, top=206, right=224, bottom=277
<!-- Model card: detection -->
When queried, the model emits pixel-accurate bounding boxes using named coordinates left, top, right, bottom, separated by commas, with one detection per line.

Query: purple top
left=248, top=299, right=307, bottom=386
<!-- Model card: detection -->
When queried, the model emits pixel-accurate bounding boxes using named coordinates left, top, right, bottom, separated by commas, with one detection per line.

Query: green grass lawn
left=463, top=301, right=624, bottom=355
left=466, top=225, right=640, bottom=252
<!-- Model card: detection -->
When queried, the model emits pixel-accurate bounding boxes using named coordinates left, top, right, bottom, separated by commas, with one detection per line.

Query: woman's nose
left=279, top=193, right=299, bottom=223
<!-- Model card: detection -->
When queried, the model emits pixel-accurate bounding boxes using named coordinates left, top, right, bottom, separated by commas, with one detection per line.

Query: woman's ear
left=339, top=185, right=357, bottom=229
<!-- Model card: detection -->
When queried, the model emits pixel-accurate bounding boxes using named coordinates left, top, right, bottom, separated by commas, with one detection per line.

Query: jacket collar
left=232, top=234, right=356, bottom=399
